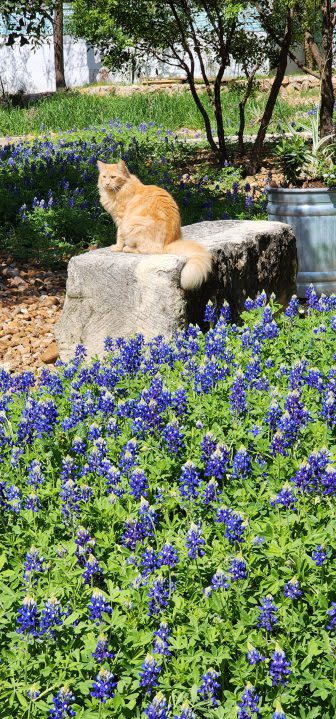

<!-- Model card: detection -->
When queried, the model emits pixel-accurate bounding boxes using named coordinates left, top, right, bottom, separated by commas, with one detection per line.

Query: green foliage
left=0, top=1, right=54, bottom=46
left=275, top=115, right=336, bottom=186
left=275, top=136, right=310, bottom=186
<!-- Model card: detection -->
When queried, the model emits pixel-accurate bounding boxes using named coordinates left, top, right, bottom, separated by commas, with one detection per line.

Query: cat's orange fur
left=97, top=159, right=212, bottom=290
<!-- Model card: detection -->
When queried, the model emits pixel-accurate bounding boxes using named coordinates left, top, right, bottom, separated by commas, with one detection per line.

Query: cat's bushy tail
left=163, top=239, right=212, bottom=290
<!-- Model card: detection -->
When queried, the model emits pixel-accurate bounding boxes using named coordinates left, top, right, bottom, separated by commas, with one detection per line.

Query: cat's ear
left=97, top=160, right=104, bottom=171
left=118, top=159, right=130, bottom=177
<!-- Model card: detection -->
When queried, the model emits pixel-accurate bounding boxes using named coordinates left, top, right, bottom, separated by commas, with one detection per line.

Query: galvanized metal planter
left=267, top=187, right=336, bottom=297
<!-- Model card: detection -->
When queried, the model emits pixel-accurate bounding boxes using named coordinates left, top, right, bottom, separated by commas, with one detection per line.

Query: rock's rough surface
left=55, top=220, right=297, bottom=361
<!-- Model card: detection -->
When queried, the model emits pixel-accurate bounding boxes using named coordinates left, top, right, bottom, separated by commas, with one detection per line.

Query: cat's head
left=97, top=159, right=131, bottom=191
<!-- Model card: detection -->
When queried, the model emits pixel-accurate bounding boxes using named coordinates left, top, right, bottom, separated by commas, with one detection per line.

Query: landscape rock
left=41, top=341, right=59, bottom=364
left=55, top=220, right=297, bottom=361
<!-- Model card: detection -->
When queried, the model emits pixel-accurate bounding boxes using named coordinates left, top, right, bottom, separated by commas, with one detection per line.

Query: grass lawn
left=0, top=86, right=318, bottom=137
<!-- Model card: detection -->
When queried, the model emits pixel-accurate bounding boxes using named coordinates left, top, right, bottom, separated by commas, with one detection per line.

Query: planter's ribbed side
left=267, top=188, right=336, bottom=297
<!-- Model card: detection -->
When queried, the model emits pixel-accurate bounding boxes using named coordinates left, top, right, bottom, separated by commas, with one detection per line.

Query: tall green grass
left=0, top=86, right=317, bottom=137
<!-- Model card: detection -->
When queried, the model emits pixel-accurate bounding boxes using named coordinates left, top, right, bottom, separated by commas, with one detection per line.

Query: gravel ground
left=0, top=256, right=65, bottom=374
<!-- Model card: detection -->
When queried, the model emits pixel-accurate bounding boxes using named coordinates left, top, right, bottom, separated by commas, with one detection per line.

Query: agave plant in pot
left=267, top=117, right=336, bottom=297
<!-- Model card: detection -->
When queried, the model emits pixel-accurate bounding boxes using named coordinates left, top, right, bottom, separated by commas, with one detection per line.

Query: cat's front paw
left=111, top=245, right=122, bottom=252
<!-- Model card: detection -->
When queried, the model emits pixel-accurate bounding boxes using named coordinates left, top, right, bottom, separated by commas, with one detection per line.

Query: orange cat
left=97, top=159, right=212, bottom=290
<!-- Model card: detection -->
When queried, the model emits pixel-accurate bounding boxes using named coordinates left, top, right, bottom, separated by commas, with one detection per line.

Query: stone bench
left=55, top=220, right=297, bottom=361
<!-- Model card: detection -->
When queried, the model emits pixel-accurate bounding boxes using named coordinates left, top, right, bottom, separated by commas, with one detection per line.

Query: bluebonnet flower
left=88, top=423, right=101, bottom=440
left=92, top=634, right=114, bottom=663
left=106, top=417, right=120, bottom=438
left=326, top=602, right=336, bottom=631
left=216, top=507, right=247, bottom=544
left=61, top=476, right=92, bottom=520
left=194, top=358, right=228, bottom=394
left=122, top=506, right=156, bottom=551
left=162, top=420, right=184, bottom=454
left=179, top=461, right=201, bottom=500
left=204, top=444, right=230, bottom=480
left=270, top=484, right=297, bottom=510
left=272, top=702, right=286, bottom=719
left=237, top=684, right=261, bottom=718
left=49, top=686, right=76, bottom=718
left=252, top=536, right=265, bottom=546
left=269, top=430, right=287, bottom=456
left=203, top=478, right=220, bottom=504
left=39, top=597, right=64, bottom=637
left=153, top=622, right=170, bottom=656
left=246, top=648, right=265, bottom=665
left=283, top=578, right=302, bottom=600
left=175, top=704, right=196, bottom=719
left=27, top=684, right=40, bottom=700
left=230, top=371, right=247, bottom=415
left=305, top=367, right=323, bottom=392
left=232, top=447, right=251, bottom=480
left=305, top=284, right=320, bottom=310
left=144, top=692, right=170, bottom=719
left=291, top=449, right=331, bottom=495
left=200, top=432, right=217, bottom=461
left=91, top=669, right=116, bottom=703
left=266, top=401, right=282, bottom=430
left=148, top=577, right=173, bottom=616
left=23, top=548, right=45, bottom=583
left=288, top=359, right=307, bottom=390
left=4, top=483, right=22, bottom=513
left=198, top=668, right=220, bottom=706
left=119, top=438, right=138, bottom=475
left=157, top=544, right=179, bottom=568
left=172, top=387, right=188, bottom=416
left=89, top=590, right=112, bottom=623
left=71, top=436, right=86, bottom=455
left=104, top=463, right=123, bottom=497
left=75, top=527, right=95, bottom=565
left=141, top=547, right=157, bottom=577
left=228, top=557, right=247, bottom=581
left=25, top=492, right=41, bottom=512
left=285, top=295, right=299, bottom=318
left=17, top=596, right=39, bottom=636
left=257, top=595, right=279, bottom=631
left=82, top=554, right=102, bottom=585
left=27, top=460, right=44, bottom=487
left=186, top=523, right=205, bottom=559
left=220, top=301, right=231, bottom=323
left=321, top=464, right=336, bottom=495
left=204, top=300, right=217, bottom=325
left=269, top=647, right=291, bottom=686
left=312, top=545, right=327, bottom=566
left=139, top=654, right=161, bottom=691
left=210, top=569, right=230, bottom=591
left=129, top=468, right=149, bottom=500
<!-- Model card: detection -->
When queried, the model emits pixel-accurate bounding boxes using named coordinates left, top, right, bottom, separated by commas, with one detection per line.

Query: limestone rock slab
left=55, top=220, right=297, bottom=361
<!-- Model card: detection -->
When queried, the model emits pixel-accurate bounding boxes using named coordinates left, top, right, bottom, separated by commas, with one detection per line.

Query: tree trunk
left=303, top=30, right=314, bottom=70
left=184, top=66, right=228, bottom=164
left=237, top=68, right=259, bottom=155
left=250, top=10, right=293, bottom=174
left=53, top=0, right=66, bottom=90
left=214, top=65, right=228, bottom=164
left=319, top=0, right=334, bottom=138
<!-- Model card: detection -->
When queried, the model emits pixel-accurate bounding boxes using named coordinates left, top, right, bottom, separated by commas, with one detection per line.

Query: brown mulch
left=0, top=257, right=66, bottom=374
